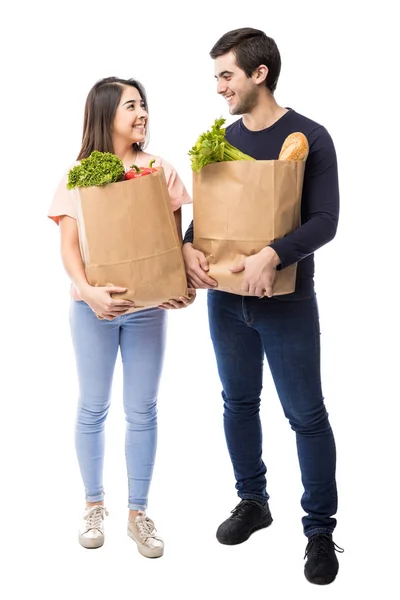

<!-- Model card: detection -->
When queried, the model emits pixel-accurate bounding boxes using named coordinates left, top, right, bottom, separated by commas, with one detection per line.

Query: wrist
left=182, top=242, right=194, bottom=254
left=76, top=282, right=92, bottom=299
left=260, top=246, right=280, bottom=268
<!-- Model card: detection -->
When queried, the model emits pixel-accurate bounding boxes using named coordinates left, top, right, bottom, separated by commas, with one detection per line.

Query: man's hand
left=182, top=243, right=217, bottom=289
left=230, top=247, right=280, bottom=297
left=158, top=288, right=197, bottom=310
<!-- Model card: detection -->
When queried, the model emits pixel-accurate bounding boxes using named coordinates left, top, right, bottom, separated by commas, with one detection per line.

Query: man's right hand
left=80, top=286, right=135, bottom=320
left=182, top=243, right=217, bottom=289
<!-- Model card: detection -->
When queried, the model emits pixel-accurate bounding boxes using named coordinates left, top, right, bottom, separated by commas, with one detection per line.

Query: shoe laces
left=304, top=533, right=344, bottom=559
left=134, top=512, right=162, bottom=543
left=230, top=499, right=263, bottom=519
left=84, top=505, right=108, bottom=531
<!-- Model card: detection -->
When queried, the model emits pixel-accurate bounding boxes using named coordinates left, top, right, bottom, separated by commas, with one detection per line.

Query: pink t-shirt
left=48, top=150, right=192, bottom=301
left=48, top=150, right=191, bottom=224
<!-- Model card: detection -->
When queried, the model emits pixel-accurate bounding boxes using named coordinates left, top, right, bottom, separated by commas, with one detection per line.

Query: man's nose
left=217, top=79, right=227, bottom=95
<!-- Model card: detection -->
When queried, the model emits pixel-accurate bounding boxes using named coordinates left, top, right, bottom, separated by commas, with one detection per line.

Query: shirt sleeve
left=159, top=158, right=192, bottom=212
left=269, top=126, right=340, bottom=269
left=48, top=169, right=79, bottom=225
left=183, top=220, right=194, bottom=245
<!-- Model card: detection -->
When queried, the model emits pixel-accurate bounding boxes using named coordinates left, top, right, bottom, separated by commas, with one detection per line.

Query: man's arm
left=183, top=220, right=194, bottom=245
left=269, top=126, right=340, bottom=269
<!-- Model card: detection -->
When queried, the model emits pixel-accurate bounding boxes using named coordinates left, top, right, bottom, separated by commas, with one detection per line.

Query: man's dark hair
left=210, top=28, right=281, bottom=93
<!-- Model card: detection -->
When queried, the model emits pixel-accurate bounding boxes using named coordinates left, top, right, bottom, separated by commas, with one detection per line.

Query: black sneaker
left=216, top=499, right=273, bottom=545
left=304, top=533, right=344, bottom=585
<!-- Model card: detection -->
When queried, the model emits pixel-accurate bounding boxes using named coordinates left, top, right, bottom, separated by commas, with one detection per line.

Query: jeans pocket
left=272, top=291, right=314, bottom=303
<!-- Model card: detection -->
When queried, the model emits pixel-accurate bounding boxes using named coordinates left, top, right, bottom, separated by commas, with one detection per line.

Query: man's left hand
left=230, top=247, right=280, bottom=297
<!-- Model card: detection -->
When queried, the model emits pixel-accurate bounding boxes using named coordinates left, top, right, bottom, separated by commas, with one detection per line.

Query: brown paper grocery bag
left=193, top=160, right=305, bottom=296
left=76, top=167, right=188, bottom=310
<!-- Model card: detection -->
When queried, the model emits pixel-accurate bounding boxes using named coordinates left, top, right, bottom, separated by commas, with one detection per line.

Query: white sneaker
left=78, top=505, right=109, bottom=549
left=127, top=511, right=164, bottom=558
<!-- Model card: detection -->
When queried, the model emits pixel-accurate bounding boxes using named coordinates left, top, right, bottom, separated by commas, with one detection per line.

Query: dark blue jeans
left=207, top=285, right=337, bottom=537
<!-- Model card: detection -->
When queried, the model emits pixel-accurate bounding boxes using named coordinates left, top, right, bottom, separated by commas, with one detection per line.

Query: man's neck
left=242, top=94, right=288, bottom=132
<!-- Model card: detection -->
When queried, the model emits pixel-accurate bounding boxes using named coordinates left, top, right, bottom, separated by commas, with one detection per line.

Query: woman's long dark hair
left=77, top=77, right=149, bottom=160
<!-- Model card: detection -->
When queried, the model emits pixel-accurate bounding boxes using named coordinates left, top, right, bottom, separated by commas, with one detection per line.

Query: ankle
left=129, top=509, right=143, bottom=522
left=86, top=501, right=104, bottom=509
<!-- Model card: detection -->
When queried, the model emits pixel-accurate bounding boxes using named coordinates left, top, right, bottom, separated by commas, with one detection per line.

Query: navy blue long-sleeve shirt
left=183, top=109, right=339, bottom=287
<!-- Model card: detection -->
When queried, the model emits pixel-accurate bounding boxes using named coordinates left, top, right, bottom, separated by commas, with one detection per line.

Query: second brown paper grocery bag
left=193, top=160, right=305, bottom=295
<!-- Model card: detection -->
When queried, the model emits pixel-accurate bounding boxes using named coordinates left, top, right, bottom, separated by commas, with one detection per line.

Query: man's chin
left=230, top=105, right=242, bottom=116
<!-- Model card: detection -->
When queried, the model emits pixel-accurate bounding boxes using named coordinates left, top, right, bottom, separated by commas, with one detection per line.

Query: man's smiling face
left=214, top=51, right=260, bottom=115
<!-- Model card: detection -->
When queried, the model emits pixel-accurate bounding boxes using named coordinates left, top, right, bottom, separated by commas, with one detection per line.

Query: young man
left=183, top=28, right=343, bottom=585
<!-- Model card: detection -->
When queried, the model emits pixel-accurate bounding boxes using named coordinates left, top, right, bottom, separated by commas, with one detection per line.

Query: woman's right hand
left=80, top=286, right=134, bottom=320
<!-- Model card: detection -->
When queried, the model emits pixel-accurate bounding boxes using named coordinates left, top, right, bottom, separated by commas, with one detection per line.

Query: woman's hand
left=80, top=286, right=134, bottom=320
left=158, top=288, right=196, bottom=310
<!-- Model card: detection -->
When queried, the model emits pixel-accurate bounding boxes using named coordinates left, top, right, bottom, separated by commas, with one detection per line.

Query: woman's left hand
left=158, top=288, right=196, bottom=310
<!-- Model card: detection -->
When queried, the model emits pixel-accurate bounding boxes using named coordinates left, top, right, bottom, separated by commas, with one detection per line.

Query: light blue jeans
left=69, top=299, right=167, bottom=510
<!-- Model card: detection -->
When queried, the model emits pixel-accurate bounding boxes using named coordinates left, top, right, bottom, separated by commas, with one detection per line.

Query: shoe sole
left=304, top=573, right=336, bottom=585
left=78, top=535, right=104, bottom=549
left=127, top=528, right=164, bottom=558
left=304, top=570, right=338, bottom=585
left=217, top=514, right=273, bottom=545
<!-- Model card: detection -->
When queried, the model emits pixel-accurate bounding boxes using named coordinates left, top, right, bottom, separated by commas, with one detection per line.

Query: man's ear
left=253, top=64, right=268, bottom=85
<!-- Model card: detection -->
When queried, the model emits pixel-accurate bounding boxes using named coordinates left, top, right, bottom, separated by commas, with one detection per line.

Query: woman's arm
left=157, top=207, right=197, bottom=309
left=59, top=215, right=91, bottom=297
left=174, top=207, right=183, bottom=244
left=59, top=216, right=134, bottom=319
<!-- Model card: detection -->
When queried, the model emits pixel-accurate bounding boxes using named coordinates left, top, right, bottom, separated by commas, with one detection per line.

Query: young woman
left=48, top=77, right=195, bottom=558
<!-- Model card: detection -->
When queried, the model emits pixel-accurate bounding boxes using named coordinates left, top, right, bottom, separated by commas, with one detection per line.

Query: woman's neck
left=112, top=140, right=138, bottom=166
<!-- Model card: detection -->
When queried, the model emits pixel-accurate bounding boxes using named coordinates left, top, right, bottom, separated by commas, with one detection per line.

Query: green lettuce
left=67, top=151, right=125, bottom=189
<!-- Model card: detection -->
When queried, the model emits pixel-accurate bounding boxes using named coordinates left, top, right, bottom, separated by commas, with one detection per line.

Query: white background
left=1, top=0, right=399, bottom=597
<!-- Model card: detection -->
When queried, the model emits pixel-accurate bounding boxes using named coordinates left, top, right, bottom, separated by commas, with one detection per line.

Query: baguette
left=279, top=132, right=309, bottom=161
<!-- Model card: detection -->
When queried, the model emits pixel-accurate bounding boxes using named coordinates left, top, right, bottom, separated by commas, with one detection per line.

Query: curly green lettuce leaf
left=67, top=151, right=125, bottom=189
left=188, top=117, right=254, bottom=172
